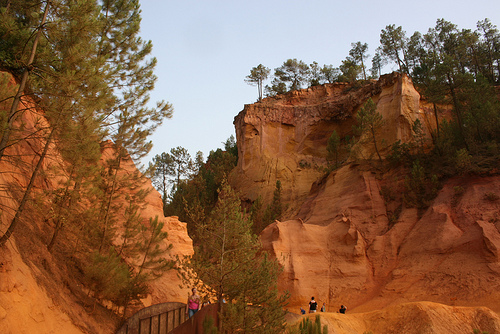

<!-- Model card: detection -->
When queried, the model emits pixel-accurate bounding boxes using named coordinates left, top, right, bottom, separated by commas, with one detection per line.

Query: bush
left=484, top=192, right=499, bottom=202
left=288, top=315, right=328, bottom=334
left=403, top=160, right=440, bottom=209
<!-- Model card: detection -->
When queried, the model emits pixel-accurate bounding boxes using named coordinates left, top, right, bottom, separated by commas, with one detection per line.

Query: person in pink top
left=186, top=288, right=200, bottom=318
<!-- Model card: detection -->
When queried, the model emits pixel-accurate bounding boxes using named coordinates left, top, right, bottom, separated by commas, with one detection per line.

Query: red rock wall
left=230, top=73, right=436, bottom=212
left=232, top=72, right=500, bottom=315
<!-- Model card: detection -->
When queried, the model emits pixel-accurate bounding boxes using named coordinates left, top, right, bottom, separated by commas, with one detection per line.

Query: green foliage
left=403, top=160, right=440, bottom=209
left=370, top=51, right=386, bottom=78
left=472, top=330, right=489, bottom=334
left=135, top=216, right=173, bottom=278
left=245, top=64, right=271, bottom=101
left=379, top=24, right=409, bottom=72
left=290, top=315, right=327, bottom=334
left=223, top=134, right=238, bottom=158
left=84, top=248, right=133, bottom=302
left=484, top=192, right=499, bottom=202
left=327, top=130, right=341, bottom=167
left=321, top=64, right=340, bottom=83
left=178, top=179, right=288, bottom=333
left=387, top=140, right=412, bottom=166
left=273, top=58, right=310, bottom=91
left=260, top=180, right=283, bottom=230
left=0, top=1, right=175, bottom=315
left=162, top=142, right=238, bottom=242
left=150, top=152, right=175, bottom=206
left=309, top=61, right=322, bottom=86
left=354, top=98, right=385, bottom=161
left=349, top=41, right=369, bottom=80
left=202, top=315, right=218, bottom=334
left=455, top=148, right=473, bottom=174
left=249, top=195, right=264, bottom=235
left=339, top=58, right=361, bottom=83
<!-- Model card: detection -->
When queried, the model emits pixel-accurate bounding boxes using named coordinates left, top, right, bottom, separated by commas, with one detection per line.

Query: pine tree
left=326, top=130, right=341, bottom=167
left=379, top=24, right=409, bottom=72
left=135, top=216, right=173, bottom=278
left=349, top=42, right=369, bottom=80
left=263, top=180, right=283, bottom=229
left=245, top=64, right=270, bottom=101
left=0, top=0, right=113, bottom=246
left=354, top=98, right=385, bottom=161
left=178, top=179, right=288, bottom=333
left=150, top=152, right=175, bottom=209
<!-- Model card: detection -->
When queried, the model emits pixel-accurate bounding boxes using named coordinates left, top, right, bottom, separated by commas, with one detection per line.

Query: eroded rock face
left=310, top=301, right=500, bottom=334
left=261, top=166, right=500, bottom=314
left=230, top=73, right=432, bottom=210
left=234, top=72, right=500, bottom=316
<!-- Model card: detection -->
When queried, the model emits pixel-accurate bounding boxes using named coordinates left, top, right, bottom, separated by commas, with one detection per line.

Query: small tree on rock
left=245, top=64, right=270, bottom=101
left=354, top=98, right=385, bottom=161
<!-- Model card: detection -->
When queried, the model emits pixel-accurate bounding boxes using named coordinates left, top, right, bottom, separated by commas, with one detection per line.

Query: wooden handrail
left=116, top=302, right=187, bottom=334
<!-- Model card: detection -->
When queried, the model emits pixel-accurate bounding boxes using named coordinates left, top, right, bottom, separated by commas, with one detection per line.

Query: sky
left=138, top=0, right=500, bottom=166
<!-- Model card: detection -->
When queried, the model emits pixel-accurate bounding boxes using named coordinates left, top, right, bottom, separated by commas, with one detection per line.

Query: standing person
left=321, top=303, right=326, bottom=312
left=186, top=288, right=200, bottom=318
left=309, top=296, right=318, bottom=313
left=339, top=304, right=347, bottom=314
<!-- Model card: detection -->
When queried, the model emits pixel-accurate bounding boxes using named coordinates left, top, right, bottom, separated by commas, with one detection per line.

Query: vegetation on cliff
left=247, top=18, right=500, bottom=98
left=0, top=0, right=174, bottom=321
left=177, top=179, right=288, bottom=333
left=245, top=18, right=500, bottom=215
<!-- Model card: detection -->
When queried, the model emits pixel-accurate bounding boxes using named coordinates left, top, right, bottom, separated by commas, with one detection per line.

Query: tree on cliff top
left=266, top=58, right=310, bottom=96
left=245, top=64, right=270, bottom=102
left=379, top=24, right=409, bottom=73
left=349, top=42, right=370, bottom=80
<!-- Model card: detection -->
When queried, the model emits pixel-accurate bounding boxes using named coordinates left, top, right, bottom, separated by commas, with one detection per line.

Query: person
left=187, top=288, right=200, bottom=318
left=320, top=303, right=326, bottom=312
left=339, top=304, right=347, bottom=314
left=300, top=307, right=306, bottom=315
left=309, top=296, right=318, bottom=313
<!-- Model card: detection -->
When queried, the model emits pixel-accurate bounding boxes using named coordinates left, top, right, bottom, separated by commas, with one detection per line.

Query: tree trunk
left=99, top=156, right=121, bottom=253
left=0, top=128, right=54, bottom=246
left=371, top=126, right=382, bottom=161
left=446, top=74, right=469, bottom=150
left=0, top=1, right=50, bottom=162
left=433, top=103, right=440, bottom=140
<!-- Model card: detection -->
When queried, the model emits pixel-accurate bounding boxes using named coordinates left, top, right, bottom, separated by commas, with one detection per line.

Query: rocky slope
left=3, top=68, right=500, bottom=334
left=294, top=301, right=500, bottom=334
left=231, top=73, right=500, bottom=319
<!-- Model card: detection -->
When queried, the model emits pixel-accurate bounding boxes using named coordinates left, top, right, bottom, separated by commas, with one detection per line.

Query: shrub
left=484, top=192, right=499, bottom=201
left=403, top=160, right=440, bottom=209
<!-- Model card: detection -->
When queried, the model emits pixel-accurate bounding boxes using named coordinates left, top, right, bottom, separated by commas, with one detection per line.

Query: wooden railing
left=116, top=302, right=187, bottom=334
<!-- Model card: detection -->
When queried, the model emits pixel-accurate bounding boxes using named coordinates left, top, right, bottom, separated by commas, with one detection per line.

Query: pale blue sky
left=138, top=0, right=500, bottom=165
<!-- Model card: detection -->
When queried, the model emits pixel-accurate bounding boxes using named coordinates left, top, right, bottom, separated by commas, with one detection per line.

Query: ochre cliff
left=261, top=171, right=500, bottom=314
left=231, top=73, right=438, bottom=211
left=232, top=73, right=500, bottom=320
left=0, top=72, right=193, bottom=334
left=297, top=301, right=500, bottom=334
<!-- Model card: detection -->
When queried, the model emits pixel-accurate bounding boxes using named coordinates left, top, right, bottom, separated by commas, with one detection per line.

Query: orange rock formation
left=231, top=73, right=500, bottom=321
left=0, top=73, right=192, bottom=333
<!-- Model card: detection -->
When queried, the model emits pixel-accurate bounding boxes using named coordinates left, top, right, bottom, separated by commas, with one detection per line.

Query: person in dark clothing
left=339, top=305, right=347, bottom=314
left=309, top=297, right=318, bottom=313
